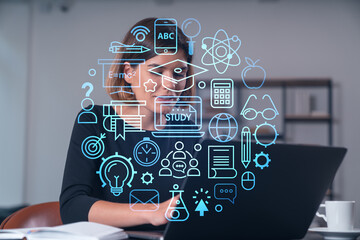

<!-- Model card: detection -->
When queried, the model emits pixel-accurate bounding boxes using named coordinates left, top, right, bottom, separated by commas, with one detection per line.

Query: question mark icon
left=78, top=82, right=97, bottom=124
left=82, top=82, right=94, bottom=97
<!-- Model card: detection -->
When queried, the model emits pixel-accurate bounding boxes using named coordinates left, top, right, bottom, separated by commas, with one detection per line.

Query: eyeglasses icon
left=240, top=94, right=279, bottom=121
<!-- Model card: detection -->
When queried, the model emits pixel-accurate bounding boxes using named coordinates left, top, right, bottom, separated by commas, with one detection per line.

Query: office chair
left=0, top=201, right=62, bottom=229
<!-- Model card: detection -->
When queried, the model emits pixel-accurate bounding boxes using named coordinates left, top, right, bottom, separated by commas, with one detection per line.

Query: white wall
left=1, top=0, right=360, bottom=225
left=0, top=1, right=29, bottom=207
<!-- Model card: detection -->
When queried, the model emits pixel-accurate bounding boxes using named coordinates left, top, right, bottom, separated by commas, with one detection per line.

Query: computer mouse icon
left=241, top=171, right=255, bottom=191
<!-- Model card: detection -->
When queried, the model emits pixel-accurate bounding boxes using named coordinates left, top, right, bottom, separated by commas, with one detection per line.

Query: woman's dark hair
left=106, top=17, right=194, bottom=100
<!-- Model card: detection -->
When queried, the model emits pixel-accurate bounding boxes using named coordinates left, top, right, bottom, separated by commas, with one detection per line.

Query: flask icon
left=165, top=184, right=189, bottom=222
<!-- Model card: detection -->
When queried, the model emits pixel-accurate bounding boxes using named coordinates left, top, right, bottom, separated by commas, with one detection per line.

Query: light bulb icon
left=97, top=152, right=137, bottom=196
left=105, top=160, right=128, bottom=196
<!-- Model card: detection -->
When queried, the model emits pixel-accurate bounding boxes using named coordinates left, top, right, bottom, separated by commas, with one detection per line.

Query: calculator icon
left=211, top=79, right=234, bottom=108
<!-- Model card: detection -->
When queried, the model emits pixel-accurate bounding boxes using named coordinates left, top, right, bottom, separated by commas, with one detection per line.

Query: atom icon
left=201, top=29, right=241, bottom=74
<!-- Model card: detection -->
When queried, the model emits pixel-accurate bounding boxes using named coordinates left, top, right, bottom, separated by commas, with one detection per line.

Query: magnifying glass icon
left=181, top=18, right=201, bottom=55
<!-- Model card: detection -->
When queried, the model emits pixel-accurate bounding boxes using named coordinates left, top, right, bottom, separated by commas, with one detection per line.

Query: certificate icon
left=208, top=145, right=237, bottom=179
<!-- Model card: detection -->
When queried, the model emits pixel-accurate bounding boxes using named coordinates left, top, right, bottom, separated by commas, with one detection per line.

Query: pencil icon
left=241, top=126, right=251, bottom=168
left=120, top=45, right=150, bottom=53
left=109, top=41, right=151, bottom=54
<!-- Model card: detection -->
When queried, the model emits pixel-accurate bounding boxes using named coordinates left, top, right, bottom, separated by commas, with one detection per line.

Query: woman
left=60, top=18, right=199, bottom=229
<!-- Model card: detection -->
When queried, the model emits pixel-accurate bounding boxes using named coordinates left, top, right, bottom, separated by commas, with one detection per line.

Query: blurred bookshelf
left=285, top=114, right=331, bottom=122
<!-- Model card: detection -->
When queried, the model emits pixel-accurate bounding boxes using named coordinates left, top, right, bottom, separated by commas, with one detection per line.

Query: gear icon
left=141, top=172, right=154, bottom=185
left=253, top=122, right=279, bottom=148
left=253, top=152, right=271, bottom=169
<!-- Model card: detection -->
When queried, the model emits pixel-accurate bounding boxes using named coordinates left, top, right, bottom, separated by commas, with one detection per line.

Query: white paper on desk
left=52, top=221, right=127, bottom=239
left=0, top=221, right=128, bottom=240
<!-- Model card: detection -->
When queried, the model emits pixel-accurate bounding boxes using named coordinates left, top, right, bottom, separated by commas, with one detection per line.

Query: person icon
left=187, top=158, right=200, bottom=177
left=173, top=141, right=186, bottom=160
left=78, top=98, right=97, bottom=124
left=159, top=158, right=172, bottom=177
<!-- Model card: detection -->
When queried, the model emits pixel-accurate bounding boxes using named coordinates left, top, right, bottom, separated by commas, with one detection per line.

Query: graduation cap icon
left=148, top=59, right=208, bottom=92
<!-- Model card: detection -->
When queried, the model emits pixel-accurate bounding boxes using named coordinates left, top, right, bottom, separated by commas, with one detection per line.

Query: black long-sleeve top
left=59, top=105, right=199, bottom=227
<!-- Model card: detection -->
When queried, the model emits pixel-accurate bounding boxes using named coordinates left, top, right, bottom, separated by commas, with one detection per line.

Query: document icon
left=208, top=145, right=237, bottom=179
left=129, top=189, right=159, bottom=211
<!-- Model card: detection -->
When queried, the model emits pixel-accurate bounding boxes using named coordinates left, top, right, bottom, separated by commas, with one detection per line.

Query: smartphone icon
left=154, top=18, right=178, bottom=55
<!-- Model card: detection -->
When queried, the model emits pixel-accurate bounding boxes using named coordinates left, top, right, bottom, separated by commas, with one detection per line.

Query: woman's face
left=124, top=51, right=188, bottom=114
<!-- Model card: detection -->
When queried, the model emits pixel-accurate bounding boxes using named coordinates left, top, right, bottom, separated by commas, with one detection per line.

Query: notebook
left=0, top=221, right=127, bottom=240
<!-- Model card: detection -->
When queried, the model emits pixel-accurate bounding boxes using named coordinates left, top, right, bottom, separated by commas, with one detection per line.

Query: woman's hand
left=88, top=195, right=180, bottom=228
left=147, top=195, right=180, bottom=226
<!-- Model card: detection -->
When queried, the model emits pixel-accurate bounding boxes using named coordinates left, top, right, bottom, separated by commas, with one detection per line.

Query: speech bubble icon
left=214, top=183, right=237, bottom=204
left=172, top=160, right=186, bottom=173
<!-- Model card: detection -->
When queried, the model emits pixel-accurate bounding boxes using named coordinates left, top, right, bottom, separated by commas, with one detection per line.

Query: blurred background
left=0, top=0, right=359, bottom=226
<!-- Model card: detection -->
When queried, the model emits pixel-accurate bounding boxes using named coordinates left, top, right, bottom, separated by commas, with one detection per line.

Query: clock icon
left=133, top=137, right=160, bottom=167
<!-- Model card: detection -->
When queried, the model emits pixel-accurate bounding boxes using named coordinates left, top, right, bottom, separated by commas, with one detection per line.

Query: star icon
left=144, top=79, right=157, bottom=92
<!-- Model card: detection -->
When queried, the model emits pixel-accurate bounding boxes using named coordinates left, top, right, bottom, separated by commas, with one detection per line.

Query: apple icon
left=241, top=57, right=266, bottom=89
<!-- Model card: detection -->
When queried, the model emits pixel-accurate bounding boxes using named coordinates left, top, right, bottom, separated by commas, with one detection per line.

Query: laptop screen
left=154, top=96, right=202, bottom=131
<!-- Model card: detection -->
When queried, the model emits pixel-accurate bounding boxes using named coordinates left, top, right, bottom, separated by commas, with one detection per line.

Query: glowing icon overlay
left=181, top=18, right=201, bottom=55
left=143, top=79, right=157, bottom=92
left=81, top=133, right=106, bottom=159
left=195, top=200, right=208, bottom=217
left=97, top=152, right=137, bottom=196
left=201, top=29, right=241, bottom=74
left=211, top=79, right=234, bottom=109
left=88, top=68, right=96, bottom=77
left=254, top=152, right=271, bottom=170
left=103, top=100, right=146, bottom=141
left=159, top=141, right=201, bottom=179
left=141, top=172, right=154, bottom=185
left=148, top=59, right=208, bottom=93
left=241, top=94, right=279, bottom=121
left=241, top=126, right=251, bottom=169
left=129, top=189, right=159, bottom=211
left=208, top=113, right=238, bottom=143
left=133, top=137, right=160, bottom=167
left=165, top=184, right=189, bottom=222
left=193, top=188, right=211, bottom=217
left=130, top=25, right=150, bottom=42
left=253, top=122, right=279, bottom=148
left=152, top=96, right=204, bottom=138
left=108, top=41, right=150, bottom=54
left=208, top=145, right=237, bottom=179
left=98, top=59, right=145, bottom=95
left=78, top=82, right=97, bottom=124
left=154, top=18, right=178, bottom=55
left=215, top=204, right=223, bottom=212
left=241, top=171, right=255, bottom=191
left=198, top=81, right=206, bottom=89
left=242, top=57, right=266, bottom=89
left=214, top=183, right=237, bottom=204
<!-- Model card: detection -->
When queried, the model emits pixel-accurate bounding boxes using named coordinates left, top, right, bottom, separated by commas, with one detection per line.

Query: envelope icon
left=129, top=189, right=159, bottom=211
